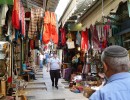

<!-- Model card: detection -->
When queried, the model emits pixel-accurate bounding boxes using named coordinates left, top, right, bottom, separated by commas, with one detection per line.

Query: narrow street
left=23, top=66, right=88, bottom=100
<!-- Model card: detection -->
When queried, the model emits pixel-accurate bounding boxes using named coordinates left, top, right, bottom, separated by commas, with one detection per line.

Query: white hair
left=101, top=51, right=130, bottom=72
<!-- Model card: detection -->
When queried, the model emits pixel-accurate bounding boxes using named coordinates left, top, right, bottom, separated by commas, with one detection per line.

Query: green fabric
left=0, top=0, right=13, bottom=5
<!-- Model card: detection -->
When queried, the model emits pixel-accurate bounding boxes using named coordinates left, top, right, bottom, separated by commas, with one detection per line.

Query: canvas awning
left=81, top=0, right=127, bottom=29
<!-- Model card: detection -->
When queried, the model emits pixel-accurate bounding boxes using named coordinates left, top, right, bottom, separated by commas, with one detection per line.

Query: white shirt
left=39, top=55, right=44, bottom=60
left=49, top=57, right=60, bottom=70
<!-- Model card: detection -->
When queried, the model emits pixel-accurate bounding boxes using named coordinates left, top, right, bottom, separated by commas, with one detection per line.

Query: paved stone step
left=36, top=73, right=43, bottom=75
left=28, top=81, right=46, bottom=85
left=35, top=75, right=43, bottom=78
left=25, top=86, right=47, bottom=90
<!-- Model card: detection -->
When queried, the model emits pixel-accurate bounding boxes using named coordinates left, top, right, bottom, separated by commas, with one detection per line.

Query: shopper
left=39, top=53, right=44, bottom=69
left=47, top=52, right=61, bottom=89
left=89, top=45, right=130, bottom=100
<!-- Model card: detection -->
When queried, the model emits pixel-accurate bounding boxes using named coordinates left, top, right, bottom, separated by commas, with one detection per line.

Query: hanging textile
left=76, top=31, right=81, bottom=46
left=12, top=0, right=20, bottom=29
left=60, top=27, right=66, bottom=46
left=30, top=39, right=34, bottom=50
left=42, top=11, right=58, bottom=44
left=50, top=12, right=58, bottom=44
left=91, top=25, right=100, bottom=50
left=28, top=8, right=44, bottom=39
left=42, top=11, right=51, bottom=44
left=20, top=3, right=25, bottom=36
left=81, top=29, right=89, bottom=51
left=0, top=4, right=8, bottom=26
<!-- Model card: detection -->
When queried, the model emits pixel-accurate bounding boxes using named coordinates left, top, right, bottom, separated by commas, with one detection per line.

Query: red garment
left=60, top=28, right=66, bottom=46
left=30, top=39, right=34, bottom=49
left=42, top=24, right=51, bottom=44
left=12, top=0, right=20, bottom=29
left=42, top=11, right=58, bottom=44
left=81, top=30, right=89, bottom=51
left=50, top=12, right=58, bottom=44
left=51, top=25, right=58, bottom=44
left=25, top=12, right=31, bottom=18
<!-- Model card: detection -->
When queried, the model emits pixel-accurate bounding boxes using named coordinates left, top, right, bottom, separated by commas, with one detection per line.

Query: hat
left=104, top=45, right=128, bottom=57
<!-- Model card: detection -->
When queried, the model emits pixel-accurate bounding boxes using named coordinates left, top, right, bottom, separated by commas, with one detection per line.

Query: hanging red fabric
left=60, top=28, right=66, bottom=46
left=81, top=29, right=89, bottom=51
left=30, top=39, right=34, bottom=50
left=42, top=11, right=58, bottom=44
left=50, top=12, right=58, bottom=44
left=12, top=0, right=20, bottom=29
left=42, top=11, right=51, bottom=44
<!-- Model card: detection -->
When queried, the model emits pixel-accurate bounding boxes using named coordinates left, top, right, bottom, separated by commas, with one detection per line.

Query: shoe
left=55, top=86, right=58, bottom=89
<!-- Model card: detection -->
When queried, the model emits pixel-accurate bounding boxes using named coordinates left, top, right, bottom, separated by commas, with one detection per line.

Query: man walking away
left=47, top=52, right=61, bottom=89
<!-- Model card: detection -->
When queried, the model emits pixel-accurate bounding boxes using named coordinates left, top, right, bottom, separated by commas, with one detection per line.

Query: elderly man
left=89, top=45, right=130, bottom=100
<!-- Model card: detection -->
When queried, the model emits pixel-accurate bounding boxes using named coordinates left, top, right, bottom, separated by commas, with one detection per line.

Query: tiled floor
left=24, top=66, right=88, bottom=100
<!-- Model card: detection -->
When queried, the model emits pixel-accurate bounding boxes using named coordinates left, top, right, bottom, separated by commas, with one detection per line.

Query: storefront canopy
left=81, top=0, right=127, bottom=29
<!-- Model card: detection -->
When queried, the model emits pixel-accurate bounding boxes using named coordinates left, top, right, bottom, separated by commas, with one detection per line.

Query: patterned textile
left=90, top=25, right=100, bottom=50
left=12, top=0, right=20, bottom=29
left=28, top=8, right=44, bottom=39
left=20, top=3, right=25, bottom=36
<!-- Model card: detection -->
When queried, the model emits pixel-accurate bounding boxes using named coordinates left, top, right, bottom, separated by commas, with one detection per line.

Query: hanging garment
left=15, top=29, right=19, bottom=41
left=50, top=12, right=58, bottom=44
left=92, top=26, right=100, bottom=50
left=42, top=11, right=58, bottom=44
left=28, top=8, right=44, bottom=39
left=20, top=3, right=25, bottom=36
left=12, top=0, right=20, bottom=29
left=0, top=4, right=8, bottom=26
left=60, top=28, right=66, bottom=46
left=76, top=31, right=81, bottom=46
left=81, top=29, right=89, bottom=51
left=30, top=39, right=34, bottom=50
left=42, top=11, right=51, bottom=44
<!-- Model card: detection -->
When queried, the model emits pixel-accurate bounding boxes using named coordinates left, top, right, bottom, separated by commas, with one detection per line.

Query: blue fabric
left=15, top=29, right=19, bottom=41
left=22, top=64, right=27, bottom=74
left=89, top=72, right=130, bottom=100
left=76, top=31, right=81, bottom=46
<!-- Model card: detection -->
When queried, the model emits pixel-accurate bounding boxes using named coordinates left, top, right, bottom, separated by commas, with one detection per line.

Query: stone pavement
left=24, top=66, right=88, bottom=100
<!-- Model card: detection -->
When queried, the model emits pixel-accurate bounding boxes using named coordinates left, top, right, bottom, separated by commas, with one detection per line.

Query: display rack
left=13, top=39, right=22, bottom=76
left=0, top=41, right=11, bottom=96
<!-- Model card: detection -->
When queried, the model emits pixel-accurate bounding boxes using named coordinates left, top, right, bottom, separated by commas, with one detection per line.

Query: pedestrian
left=39, top=53, right=44, bottom=69
left=47, top=52, right=61, bottom=89
left=89, top=45, right=130, bottom=100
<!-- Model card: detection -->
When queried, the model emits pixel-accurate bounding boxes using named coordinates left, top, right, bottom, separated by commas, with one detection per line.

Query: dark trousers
left=50, top=69, right=60, bottom=86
